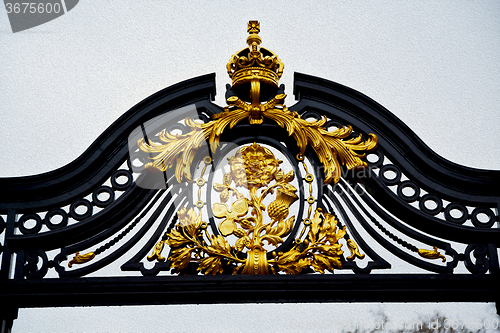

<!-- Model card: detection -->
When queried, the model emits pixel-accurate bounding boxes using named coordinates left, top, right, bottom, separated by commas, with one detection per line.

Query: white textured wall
left=1, top=1, right=499, bottom=332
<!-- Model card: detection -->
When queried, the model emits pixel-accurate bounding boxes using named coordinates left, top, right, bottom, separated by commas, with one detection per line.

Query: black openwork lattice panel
left=0, top=72, right=497, bottom=299
left=0, top=20, right=499, bottom=315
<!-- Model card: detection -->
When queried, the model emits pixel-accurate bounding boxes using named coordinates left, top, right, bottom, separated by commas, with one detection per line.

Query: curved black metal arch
left=0, top=73, right=220, bottom=213
left=0, top=72, right=499, bottom=325
left=291, top=73, right=499, bottom=244
left=291, top=73, right=499, bottom=200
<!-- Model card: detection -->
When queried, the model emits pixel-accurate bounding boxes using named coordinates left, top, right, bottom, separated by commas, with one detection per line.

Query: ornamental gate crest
left=1, top=21, right=499, bottom=332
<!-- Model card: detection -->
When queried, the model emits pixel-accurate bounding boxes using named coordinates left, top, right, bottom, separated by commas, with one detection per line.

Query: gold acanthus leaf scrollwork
left=260, top=102, right=378, bottom=184
left=139, top=94, right=377, bottom=185
left=138, top=110, right=249, bottom=183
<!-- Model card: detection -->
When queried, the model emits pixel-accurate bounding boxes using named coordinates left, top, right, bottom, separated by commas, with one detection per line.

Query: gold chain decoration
left=296, top=153, right=315, bottom=223
left=194, top=156, right=212, bottom=212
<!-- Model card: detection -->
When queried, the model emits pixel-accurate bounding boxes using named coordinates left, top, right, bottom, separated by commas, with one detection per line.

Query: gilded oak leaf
left=213, top=198, right=249, bottom=236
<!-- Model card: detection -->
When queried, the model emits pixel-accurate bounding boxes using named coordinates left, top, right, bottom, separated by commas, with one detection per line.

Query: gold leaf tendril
left=418, top=246, right=446, bottom=262
left=68, top=251, right=95, bottom=268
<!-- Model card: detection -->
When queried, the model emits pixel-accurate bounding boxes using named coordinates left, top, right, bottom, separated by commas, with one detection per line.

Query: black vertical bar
left=13, top=249, right=24, bottom=280
left=488, top=243, right=499, bottom=274
left=140, top=123, right=150, bottom=145
left=0, top=210, right=16, bottom=280
left=0, top=306, right=18, bottom=333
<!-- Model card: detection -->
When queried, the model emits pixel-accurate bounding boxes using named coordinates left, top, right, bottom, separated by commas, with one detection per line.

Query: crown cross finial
left=247, top=20, right=260, bottom=34
left=225, top=20, right=284, bottom=117
left=227, top=21, right=284, bottom=89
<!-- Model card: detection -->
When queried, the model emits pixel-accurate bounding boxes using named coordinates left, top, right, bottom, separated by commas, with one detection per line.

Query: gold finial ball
left=247, top=34, right=262, bottom=46
left=247, top=20, right=260, bottom=34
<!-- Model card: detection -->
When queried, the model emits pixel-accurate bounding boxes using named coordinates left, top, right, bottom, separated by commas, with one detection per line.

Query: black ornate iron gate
left=1, top=21, right=499, bottom=333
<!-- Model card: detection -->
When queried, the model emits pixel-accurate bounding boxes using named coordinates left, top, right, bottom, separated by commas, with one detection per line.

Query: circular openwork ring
left=127, top=153, right=145, bottom=172
left=296, top=153, right=304, bottom=161
left=471, top=207, right=496, bottom=228
left=307, top=196, right=316, bottom=204
left=44, top=209, right=69, bottom=230
left=203, top=156, right=212, bottom=164
left=397, top=181, right=420, bottom=203
left=200, top=222, right=208, bottom=229
left=111, top=170, right=133, bottom=191
left=92, top=186, right=115, bottom=208
left=196, top=200, right=204, bottom=208
left=303, top=218, right=311, bottom=226
left=444, top=203, right=468, bottom=224
left=301, top=111, right=322, bottom=122
left=189, top=113, right=210, bottom=124
left=324, top=120, right=343, bottom=132
left=166, top=123, right=187, bottom=135
left=196, top=178, right=206, bottom=186
left=379, top=164, right=401, bottom=186
left=70, top=199, right=93, bottom=221
left=18, top=214, right=43, bottom=235
left=419, top=194, right=443, bottom=216
left=305, top=174, right=314, bottom=183
left=365, top=150, right=384, bottom=168
left=294, top=238, right=302, bottom=245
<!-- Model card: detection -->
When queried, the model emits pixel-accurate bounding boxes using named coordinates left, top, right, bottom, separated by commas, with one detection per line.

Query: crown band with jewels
left=226, top=21, right=284, bottom=89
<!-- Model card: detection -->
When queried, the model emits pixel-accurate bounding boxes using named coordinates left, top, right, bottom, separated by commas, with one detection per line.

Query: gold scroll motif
left=138, top=20, right=377, bottom=184
left=148, top=143, right=364, bottom=275
left=138, top=94, right=377, bottom=185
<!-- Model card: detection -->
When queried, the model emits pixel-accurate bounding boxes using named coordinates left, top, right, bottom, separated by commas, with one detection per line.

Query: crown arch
left=0, top=21, right=499, bottom=332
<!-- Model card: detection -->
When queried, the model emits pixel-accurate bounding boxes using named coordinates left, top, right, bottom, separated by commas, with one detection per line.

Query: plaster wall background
left=1, top=1, right=499, bottom=332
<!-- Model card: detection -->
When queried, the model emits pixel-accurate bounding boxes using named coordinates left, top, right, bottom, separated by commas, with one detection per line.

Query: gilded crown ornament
left=142, top=21, right=386, bottom=275
left=139, top=21, right=378, bottom=184
left=227, top=20, right=284, bottom=93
